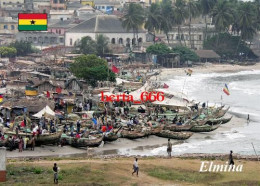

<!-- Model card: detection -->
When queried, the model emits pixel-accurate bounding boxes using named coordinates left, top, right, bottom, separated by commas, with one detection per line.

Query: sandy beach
left=5, top=63, right=258, bottom=159
left=159, top=63, right=260, bottom=77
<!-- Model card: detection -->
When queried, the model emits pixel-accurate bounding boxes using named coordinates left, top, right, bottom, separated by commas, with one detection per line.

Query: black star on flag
left=30, top=20, right=36, bottom=25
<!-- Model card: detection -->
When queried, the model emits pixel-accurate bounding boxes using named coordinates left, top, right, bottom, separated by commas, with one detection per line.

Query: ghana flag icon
left=18, top=13, right=47, bottom=31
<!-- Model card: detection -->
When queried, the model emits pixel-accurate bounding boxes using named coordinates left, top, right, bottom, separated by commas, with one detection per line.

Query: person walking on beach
left=247, top=114, right=250, bottom=123
left=229, top=150, right=234, bottom=169
left=167, top=139, right=172, bottom=158
left=132, top=158, right=139, bottom=177
left=53, top=163, right=59, bottom=184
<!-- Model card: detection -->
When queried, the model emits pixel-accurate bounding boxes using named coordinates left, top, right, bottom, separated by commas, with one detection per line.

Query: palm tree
left=174, top=0, right=189, bottom=45
left=211, top=0, right=233, bottom=33
left=121, top=3, right=145, bottom=48
left=160, top=0, right=175, bottom=44
left=236, top=2, right=257, bottom=54
left=96, top=34, right=110, bottom=56
left=145, top=3, right=162, bottom=43
left=200, top=0, right=217, bottom=40
left=187, top=0, right=201, bottom=48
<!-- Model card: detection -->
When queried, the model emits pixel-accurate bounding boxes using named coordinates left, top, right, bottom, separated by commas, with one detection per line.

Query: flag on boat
left=223, top=84, right=230, bottom=95
left=18, top=13, right=47, bottom=31
left=0, top=94, right=3, bottom=102
left=46, top=91, right=50, bottom=98
left=163, top=83, right=169, bottom=89
left=112, top=65, right=119, bottom=74
left=25, top=86, right=38, bottom=96
left=56, top=87, right=62, bottom=94
left=185, top=69, right=193, bottom=76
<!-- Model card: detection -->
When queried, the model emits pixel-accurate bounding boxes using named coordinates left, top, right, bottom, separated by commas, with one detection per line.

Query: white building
left=65, top=15, right=146, bottom=47
left=49, top=10, right=75, bottom=20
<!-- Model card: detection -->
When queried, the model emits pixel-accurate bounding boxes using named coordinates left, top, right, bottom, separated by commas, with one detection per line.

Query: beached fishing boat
left=71, top=135, right=104, bottom=148
left=0, top=139, right=7, bottom=147
left=104, top=132, right=118, bottom=142
left=120, top=129, right=148, bottom=139
left=150, top=125, right=164, bottom=135
left=190, top=123, right=221, bottom=132
left=206, top=116, right=232, bottom=125
left=215, top=107, right=230, bottom=118
left=35, top=131, right=62, bottom=146
left=4, top=131, right=62, bottom=146
left=156, top=130, right=193, bottom=140
left=164, top=124, right=193, bottom=132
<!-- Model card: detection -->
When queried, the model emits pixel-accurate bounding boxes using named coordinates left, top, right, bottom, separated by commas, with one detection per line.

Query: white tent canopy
left=33, top=105, right=55, bottom=118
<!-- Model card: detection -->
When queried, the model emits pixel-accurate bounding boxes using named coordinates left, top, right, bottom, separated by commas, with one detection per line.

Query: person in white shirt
left=132, top=158, right=139, bottom=176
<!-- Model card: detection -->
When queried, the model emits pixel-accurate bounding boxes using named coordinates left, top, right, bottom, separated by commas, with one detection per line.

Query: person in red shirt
left=75, top=133, right=81, bottom=139
left=101, top=125, right=106, bottom=132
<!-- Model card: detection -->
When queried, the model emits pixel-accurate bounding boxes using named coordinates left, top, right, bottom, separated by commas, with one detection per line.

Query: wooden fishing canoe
left=206, top=116, right=232, bottom=125
left=104, top=132, right=118, bottom=142
left=156, top=130, right=193, bottom=140
left=0, top=139, right=7, bottom=147
left=35, top=131, right=62, bottom=146
left=4, top=131, right=62, bottom=146
left=164, top=124, right=193, bottom=132
left=216, top=107, right=230, bottom=118
left=120, top=129, right=147, bottom=139
left=71, top=135, right=104, bottom=148
left=190, top=123, right=221, bottom=132
left=150, top=125, right=164, bottom=135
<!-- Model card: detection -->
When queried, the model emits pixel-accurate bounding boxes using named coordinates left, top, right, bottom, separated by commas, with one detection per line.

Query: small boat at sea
left=156, top=130, right=193, bottom=140
left=206, top=116, right=232, bottom=125
left=190, top=123, right=221, bottom=132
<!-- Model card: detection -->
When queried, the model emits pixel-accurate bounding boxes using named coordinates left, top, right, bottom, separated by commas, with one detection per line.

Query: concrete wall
left=0, top=147, right=6, bottom=182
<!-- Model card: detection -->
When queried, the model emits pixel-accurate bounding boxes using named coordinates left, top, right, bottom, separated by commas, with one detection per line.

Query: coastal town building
left=94, top=0, right=121, bottom=14
left=0, top=0, right=24, bottom=8
left=0, top=17, right=18, bottom=34
left=65, top=15, right=146, bottom=47
left=50, top=0, right=66, bottom=10
left=48, top=20, right=78, bottom=45
left=49, top=10, right=75, bottom=20
left=16, top=31, right=61, bottom=48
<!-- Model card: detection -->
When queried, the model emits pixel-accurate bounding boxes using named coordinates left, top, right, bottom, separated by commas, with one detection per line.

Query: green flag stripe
left=19, top=25, right=47, bottom=31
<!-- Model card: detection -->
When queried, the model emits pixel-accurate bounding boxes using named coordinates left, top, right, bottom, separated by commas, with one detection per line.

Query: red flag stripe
left=18, top=13, right=47, bottom=19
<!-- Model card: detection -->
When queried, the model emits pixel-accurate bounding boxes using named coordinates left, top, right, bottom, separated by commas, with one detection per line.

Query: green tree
left=9, top=41, right=34, bottom=56
left=200, top=0, right=217, bottom=39
left=70, top=55, right=116, bottom=87
left=146, top=43, right=172, bottom=55
left=204, top=33, right=257, bottom=59
left=96, top=34, right=110, bottom=56
left=121, top=3, right=145, bottom=47
left=78, top=36, right=97, bottom=54
left=211, top=0, right=234, bottom=33
left=145, top=3, right=162, bottom=43
left=0, top=47, right=17, bottom=57
left=172, top=46, right=199, bottom=63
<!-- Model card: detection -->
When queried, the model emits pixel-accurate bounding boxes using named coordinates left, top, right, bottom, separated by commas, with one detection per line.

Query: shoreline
left=5, top=64, right=258, bottom=159
left=155, top=63, right=260, bottom=79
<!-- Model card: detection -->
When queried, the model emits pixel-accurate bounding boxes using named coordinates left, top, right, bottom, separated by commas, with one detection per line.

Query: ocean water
left=160, top=69, right=260, bottom=155
left=108, top=70, right=260, bottom=157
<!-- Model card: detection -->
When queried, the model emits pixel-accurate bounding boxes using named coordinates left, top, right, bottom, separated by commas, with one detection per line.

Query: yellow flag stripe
left=19, top=19, right=47, bottom=25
